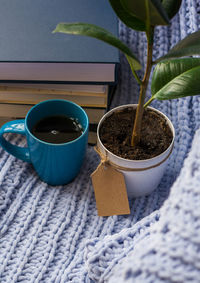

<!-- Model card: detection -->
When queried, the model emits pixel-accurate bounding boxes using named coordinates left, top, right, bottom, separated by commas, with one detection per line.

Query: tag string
left=94, top=145, right=173, bottom=172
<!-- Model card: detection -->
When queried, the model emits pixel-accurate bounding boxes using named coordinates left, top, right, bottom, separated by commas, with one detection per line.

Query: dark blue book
left=0, top=0, right=119, bottom=84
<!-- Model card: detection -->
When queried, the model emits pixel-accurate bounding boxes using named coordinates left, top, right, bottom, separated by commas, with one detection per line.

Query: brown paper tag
left=91, top=162, right=130, bottom=216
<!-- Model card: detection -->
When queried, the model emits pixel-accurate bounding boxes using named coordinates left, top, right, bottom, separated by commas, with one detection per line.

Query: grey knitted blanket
left=1, top=0, right=200, bottom=282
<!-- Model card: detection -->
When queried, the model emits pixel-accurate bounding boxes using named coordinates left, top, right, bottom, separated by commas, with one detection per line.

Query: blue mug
left=0, top=99, right=89, bottom=185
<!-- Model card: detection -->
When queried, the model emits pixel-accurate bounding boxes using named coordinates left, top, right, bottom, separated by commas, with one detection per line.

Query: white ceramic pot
left=97, top=104, right=175, bottom=198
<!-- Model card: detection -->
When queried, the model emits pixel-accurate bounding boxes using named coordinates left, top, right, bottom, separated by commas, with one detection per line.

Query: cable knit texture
left=1, top=1, right=200, bottom=282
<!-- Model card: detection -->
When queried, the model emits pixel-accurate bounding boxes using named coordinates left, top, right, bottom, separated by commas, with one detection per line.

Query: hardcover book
left=0, top=0, right=119, bottom=84
left=0, top=84, right=109, bottom=108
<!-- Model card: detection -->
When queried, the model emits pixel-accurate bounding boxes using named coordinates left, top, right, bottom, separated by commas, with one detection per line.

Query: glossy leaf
left=152, top=58, right=200, bottom=95
left=109, top=0, right=146, bottom=31
left=53, top=22, right=141, bottom=70
left=121, top=0, right=169, bottom=26
left=156, top=30, right=200, bottom=62
left=151, top=58, right=200, bottom=100
left=161, top=0, right=182, bottom=19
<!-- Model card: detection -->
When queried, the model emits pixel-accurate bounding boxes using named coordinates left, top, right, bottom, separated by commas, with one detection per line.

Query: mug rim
left=25, top=99, right=89, bottom=146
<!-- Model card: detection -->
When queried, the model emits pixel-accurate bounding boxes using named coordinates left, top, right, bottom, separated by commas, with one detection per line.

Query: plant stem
left=131, top=27, right=154, bottom=147
left=144, top=96, right=154, bottom=108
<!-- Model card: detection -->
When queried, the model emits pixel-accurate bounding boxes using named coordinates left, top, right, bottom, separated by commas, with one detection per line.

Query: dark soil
left=99, top=107, right=173, bottom=160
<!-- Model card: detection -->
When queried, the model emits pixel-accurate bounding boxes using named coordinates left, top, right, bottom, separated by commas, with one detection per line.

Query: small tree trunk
left=131, top=28, right=154, bottom=147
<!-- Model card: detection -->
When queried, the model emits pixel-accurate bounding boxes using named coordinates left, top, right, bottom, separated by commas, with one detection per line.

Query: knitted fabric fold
left=85, top=128, right=200, bottom=282
left=0, top=0, right=200, bottom=282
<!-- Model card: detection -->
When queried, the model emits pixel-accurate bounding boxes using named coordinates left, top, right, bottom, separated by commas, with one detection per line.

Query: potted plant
left=53, top=0, right=200, bottom=197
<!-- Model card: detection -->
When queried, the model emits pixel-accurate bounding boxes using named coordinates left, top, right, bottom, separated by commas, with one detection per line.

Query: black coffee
left=31, top=115, right=83, bottom=144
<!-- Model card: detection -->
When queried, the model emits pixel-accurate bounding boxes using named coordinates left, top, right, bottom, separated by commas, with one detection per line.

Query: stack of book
left=0, top=0, right=119, bottom=144
left=0, top=83, right=116, bottom=144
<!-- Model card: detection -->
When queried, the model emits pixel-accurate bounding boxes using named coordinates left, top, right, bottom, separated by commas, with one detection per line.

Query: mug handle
left=0, top=119, right=31, bottom=163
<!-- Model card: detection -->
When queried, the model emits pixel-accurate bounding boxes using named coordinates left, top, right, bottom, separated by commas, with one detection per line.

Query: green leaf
left=120, top=0, right=169, bottom=26
left=53, top=22, right=141, bottom=70
left=161, top=0, right=182, bottom=19
left=151, top=58, right=200, bottom=100
left=152, top=58, right=200, bottom=95
left=156, top=30, right=200, bottom=62
left=109, top=0, right=146, bottom=31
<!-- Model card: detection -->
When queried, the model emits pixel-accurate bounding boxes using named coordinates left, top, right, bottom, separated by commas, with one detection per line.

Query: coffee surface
left=31, top=115, right=83, bottom=144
